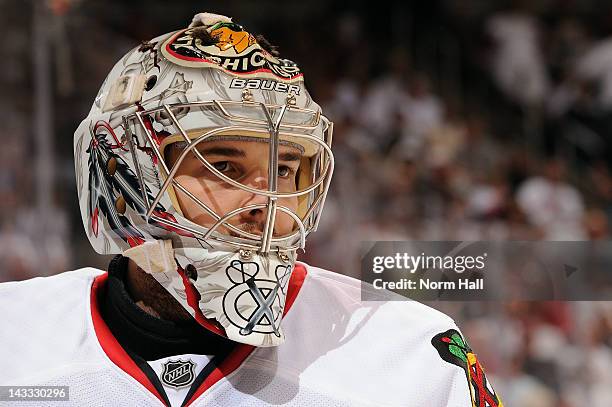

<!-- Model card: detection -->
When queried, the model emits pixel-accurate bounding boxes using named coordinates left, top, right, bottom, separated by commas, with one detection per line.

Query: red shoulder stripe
left=90, top=273, right=167, bottom=405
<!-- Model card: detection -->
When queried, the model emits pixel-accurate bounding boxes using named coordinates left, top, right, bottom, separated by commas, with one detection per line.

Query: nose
left=242, top=169, right=271, bottom=198
left=239, top=172, right=270, bottom=225
left=251, top=175, right=269, bottom=190
left=236, top=170, right=290, bottom=237
left=240, top=190, right=269, bottom=222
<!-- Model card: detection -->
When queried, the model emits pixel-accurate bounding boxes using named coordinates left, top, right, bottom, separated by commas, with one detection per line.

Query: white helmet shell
left=74, top=13, right=334, bottom=346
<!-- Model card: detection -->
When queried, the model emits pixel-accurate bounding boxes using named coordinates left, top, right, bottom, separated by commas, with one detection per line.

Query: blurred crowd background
left=2, top=0, right=612, bottom=405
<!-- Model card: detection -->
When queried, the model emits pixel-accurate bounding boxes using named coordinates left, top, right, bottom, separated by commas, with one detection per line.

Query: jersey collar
left=89, top=262, right=307, bottom=406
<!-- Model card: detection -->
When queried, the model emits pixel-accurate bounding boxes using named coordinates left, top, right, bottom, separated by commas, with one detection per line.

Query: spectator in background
left=576, top=36, right=612, bottom=110
left=516, top=157, right=586, bottom=239
left=502, top=355, right=557, bottom=407
left=359, top=48, right=411, bottom=137
left=396, top=73, right=444, bottom=159
left=487, top=8, right=550, bottom=107
left=583, top=307, right=612, bottom=406
left=583, top=208, right=610, bottom=240
left=0, top=221, right=38, bottom=283
left=587, top=162, right=612, bottom=205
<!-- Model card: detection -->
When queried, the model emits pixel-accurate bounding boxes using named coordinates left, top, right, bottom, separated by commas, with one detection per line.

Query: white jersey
left=0, top=263, right=502, bottom=406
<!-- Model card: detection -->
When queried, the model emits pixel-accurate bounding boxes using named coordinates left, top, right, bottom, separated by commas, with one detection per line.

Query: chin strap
left=123, top=240, right=177, bottom=275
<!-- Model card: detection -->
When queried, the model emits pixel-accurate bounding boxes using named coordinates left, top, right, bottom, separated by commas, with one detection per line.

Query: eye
left=209, top=161, right=242, bottom=181
left=212, top=161, right=230, bottom=172
left=278, top=165, right=294, bottom=178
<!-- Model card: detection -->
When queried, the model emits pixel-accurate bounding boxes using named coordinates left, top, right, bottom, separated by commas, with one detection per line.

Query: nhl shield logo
left=161, top=359, right=196, bottom=389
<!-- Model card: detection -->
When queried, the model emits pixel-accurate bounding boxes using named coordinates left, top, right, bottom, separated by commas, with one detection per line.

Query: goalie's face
left=165, top=139, right=302, bottom=238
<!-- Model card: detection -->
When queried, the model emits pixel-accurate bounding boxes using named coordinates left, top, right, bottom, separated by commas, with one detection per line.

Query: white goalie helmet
left=73, top=12, right=334, bottom=347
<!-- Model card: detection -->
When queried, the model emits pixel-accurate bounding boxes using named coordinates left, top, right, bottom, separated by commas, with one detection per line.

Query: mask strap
left=123, top=239, right=177, bottom=274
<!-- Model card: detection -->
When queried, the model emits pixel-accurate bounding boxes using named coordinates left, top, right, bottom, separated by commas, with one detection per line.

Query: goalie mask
left=74, top=12, right=334, bottom=347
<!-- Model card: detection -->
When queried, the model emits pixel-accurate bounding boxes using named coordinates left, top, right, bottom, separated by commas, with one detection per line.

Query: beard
left=239, top=221, right=263, bottom=234
left=227, top=220, right=267, bottom=238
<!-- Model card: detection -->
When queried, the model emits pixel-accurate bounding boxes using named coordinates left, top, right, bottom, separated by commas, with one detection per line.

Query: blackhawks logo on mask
left=161, top=22, right=302, bottom=82
left=431, top=329, right=503, bottom=407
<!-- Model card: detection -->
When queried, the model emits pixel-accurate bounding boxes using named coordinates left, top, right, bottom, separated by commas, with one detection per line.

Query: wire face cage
left=123, top=99, right=334, bottom=253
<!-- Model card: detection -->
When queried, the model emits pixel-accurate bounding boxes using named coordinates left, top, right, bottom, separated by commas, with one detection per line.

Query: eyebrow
left=199, top=147, right=246, bottom=157
left=278, top=152, right=302, bottom=162
left=198, top=147, right=302, bottom=161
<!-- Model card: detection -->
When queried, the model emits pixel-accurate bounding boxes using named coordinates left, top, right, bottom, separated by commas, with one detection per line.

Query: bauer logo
left=229, top=78, right=301, bottom=94
left=161, top=359, right=196, bottom=389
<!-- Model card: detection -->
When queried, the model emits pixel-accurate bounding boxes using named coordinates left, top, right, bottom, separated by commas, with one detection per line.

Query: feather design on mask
left=87, top=121, right=167, bottom=247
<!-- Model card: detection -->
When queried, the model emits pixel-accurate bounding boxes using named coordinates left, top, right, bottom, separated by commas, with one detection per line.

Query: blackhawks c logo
left=431, top=329, right=503, bottom=407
